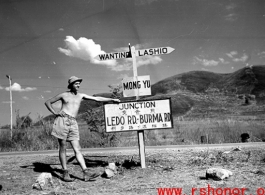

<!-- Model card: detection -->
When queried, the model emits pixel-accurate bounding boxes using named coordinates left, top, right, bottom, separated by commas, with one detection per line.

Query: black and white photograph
left=0, top=0, right=265, bottom=194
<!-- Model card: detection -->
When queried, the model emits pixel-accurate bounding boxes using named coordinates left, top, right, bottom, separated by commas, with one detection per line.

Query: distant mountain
left=151, top=70, right=224, bottom=94
left=152, top=65, right=265, bottom=98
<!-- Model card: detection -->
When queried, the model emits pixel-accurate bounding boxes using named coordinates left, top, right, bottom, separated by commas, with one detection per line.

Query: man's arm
left=82, top=94, right=120, bottom=103
left=44, top=94, right=63, bottom=115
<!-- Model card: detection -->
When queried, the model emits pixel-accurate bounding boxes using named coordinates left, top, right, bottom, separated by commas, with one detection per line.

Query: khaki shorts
left=51, top=111, right=79, bottom=141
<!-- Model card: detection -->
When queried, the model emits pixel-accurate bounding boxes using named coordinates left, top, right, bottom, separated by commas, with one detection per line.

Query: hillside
left=151, top=70, right=224, bottom=94
left=152, top=65, right=265, bottom=97
left=150, top=65, right=265, bottom=119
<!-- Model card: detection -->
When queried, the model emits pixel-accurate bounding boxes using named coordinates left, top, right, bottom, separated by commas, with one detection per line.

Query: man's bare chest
left=62, top=95, right=82, bottom=106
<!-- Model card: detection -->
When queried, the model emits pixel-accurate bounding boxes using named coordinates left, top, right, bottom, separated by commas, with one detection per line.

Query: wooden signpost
left=96, top=44, right=175, bottom=168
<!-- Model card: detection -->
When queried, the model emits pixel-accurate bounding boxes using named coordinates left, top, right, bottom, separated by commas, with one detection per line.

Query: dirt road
left=0, top=143, right=265, bottom=195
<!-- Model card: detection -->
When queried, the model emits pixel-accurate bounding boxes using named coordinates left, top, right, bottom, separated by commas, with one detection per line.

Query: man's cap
left=68, top=76, right=82, bottom=89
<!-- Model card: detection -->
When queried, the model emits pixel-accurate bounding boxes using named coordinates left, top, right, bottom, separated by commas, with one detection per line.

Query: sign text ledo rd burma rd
left=95, top=46, right=175, bottom=60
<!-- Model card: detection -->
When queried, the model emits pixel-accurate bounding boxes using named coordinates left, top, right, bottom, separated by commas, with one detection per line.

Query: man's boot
left=62, top=169, right=74, bottom=182
left=83, top=168, right=100, bottom=182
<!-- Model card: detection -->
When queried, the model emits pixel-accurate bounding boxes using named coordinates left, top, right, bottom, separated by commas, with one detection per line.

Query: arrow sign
left=95, top=51, right=131, bottom=61
left=95, top=46, right=174, bottom=61
left=136, top=47, right=175, bottom=57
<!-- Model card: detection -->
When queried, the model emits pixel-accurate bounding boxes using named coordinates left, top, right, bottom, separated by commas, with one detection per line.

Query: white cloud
left=224, top=3, right=237, bottom=22
left=0, top=85, right=3, bottom=90
left=22, top=96, right=29, bottom=100
left=58, top=36, right=117, bottom=67
left=232, top=53, right=249, bottom=62
left=44, top=90, right=51, bottom=93
left=257, top=51, right=265, bottom=58
left=226, top=3, right=236, bottom=10
left=224, top=13, right=237, bottom=22
left=226, top=51, right=249, bottom=63
left=219, top=58, right=229, bottom=64
left=137, top=55, right=162, bottom=66
left=193, top=56, right=219, bottom=66
left=5, top=83, right=37, bottom=92
left=58, top=36, right=163, bottom=71
left=226, top=51, right=238, bottom=58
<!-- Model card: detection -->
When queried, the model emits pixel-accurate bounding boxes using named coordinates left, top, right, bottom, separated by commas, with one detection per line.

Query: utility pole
left=6, top=75, right=12, bottom=139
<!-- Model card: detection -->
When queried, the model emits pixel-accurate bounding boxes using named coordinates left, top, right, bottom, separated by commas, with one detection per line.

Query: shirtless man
left=45, top=76, right=120, bottom=182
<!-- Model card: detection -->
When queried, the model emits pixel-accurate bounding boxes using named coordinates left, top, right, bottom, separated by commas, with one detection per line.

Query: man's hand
left=113, top=99, right=120, bottom=103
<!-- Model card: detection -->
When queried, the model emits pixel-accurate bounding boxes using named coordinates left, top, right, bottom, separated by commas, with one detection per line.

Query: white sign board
left=136, top=47, right=175, bottom=57
left=104, top=98, right=173, bottom=133
left=122, top=75, right=151, bottom=97
left=95, top=46, right=175, bottom=61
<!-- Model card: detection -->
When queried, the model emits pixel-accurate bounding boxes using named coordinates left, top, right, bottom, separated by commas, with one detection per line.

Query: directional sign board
left=104, top=98, right=173, bottom=133
left=95, top=51, right=131, bottom=61
left=136, top=47, right=174, bottom=57
left=95, top=46, right=174, bottom=61
left=122, top=75, right=151, bottom=97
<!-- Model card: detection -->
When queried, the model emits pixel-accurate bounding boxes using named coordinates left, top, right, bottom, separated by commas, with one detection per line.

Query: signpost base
left=137, top=130, right=146, bottom=168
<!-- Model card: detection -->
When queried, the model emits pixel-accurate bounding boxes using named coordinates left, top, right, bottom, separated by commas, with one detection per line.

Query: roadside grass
left=0, top=123, right=58, bottom=152
left=1, top=117, right=265, bottom=152
left=119, top=117, right=265, bottom=146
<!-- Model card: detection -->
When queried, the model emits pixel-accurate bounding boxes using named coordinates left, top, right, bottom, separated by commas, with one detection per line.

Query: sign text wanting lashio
left=104, top=98, right=172, bottom=132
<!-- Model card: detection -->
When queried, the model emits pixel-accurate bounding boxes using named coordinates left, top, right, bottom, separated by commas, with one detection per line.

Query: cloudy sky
left=0, top=0, right=265, bottom=126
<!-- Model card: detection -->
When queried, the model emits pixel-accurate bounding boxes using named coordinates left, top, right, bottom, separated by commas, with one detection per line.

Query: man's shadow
left=21, top=162, right=64, bottom=181
left=20, top=155, right=109, bottom=181
left=68, top=155, right=109, bottom=167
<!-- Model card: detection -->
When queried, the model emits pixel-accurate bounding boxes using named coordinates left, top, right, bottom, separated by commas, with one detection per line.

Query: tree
left=84, top=85, right=122, bottom=147
left=15, top=110, right=32, bottom=129
left=108, top=84, right=122, bottom=98
left=20, top=115, right=32, bottom=129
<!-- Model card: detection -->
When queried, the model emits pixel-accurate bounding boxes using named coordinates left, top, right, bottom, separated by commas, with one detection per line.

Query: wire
left=0, top=84, right=111, bottom=91
left=0, top=0, right=111, bottom=55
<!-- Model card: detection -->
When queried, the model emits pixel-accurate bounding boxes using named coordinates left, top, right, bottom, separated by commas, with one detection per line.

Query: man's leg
left=70, top=140, right=100, bottom=181
left=58, top=139, right=74, bottom=182
left=58, top=138, right=68, bottom=170
left=70, top=140, right=87, bottom=170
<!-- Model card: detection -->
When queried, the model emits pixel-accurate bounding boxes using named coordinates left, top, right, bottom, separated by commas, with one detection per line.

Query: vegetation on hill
left=152, top=65, right=265, bottom=97
left=152, top=70, right=224, bottom=95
